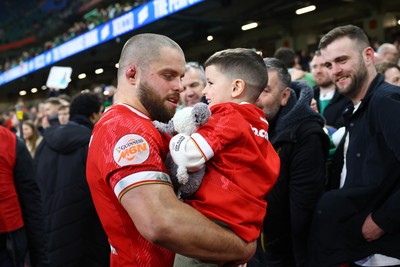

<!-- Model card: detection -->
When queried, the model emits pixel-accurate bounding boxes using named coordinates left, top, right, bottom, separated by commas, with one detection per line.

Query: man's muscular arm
left=121, top=183, right=255, bottom=264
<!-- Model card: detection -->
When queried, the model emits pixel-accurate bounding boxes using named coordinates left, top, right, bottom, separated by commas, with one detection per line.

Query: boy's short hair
left=204, top=48, right=268, bottom=101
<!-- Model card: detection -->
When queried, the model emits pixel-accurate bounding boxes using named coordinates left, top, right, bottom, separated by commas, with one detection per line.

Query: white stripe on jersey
left=114, top=171, right=171, bottom=198
left=191, top=132, right=214, bottom=161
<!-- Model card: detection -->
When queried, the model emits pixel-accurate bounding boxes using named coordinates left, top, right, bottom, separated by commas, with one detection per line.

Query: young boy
left=170, top=48, right=280, bottom=266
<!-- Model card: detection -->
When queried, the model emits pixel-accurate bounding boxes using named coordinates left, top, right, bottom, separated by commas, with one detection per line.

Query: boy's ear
left=231, top=79, right=246, bottom=98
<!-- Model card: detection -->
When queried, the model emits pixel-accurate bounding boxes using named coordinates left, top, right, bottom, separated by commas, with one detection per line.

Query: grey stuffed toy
left=153, top=102, right=211, bottom=198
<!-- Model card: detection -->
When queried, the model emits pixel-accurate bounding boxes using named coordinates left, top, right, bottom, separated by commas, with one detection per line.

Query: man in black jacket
left=0, top=126, right=49, bottom=267
left=34, top=92, right=109, bottom=267
left=249, top=58, right=330, bottom=267
left=307, top=25, right=400, bottom=267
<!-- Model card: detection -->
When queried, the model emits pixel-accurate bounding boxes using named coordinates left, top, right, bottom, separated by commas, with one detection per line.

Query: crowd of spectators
left=0, top=0, right=147, bottom=73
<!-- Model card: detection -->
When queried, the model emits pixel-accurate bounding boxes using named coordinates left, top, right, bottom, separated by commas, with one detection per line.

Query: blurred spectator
left=375, top=61, right=400, bottom=86
left=33, top=103, right=45, bottom=134
left=299, top=49, right=311, bottom=72
left=92, top=86, right=104, bottom=103
left=42, top=97, right=62, bottom=128
left=27, top=104, right=39, bottom=121
left=310, top=50, right=351, bottom=130
left=310, top=98, right=318, bottom=112
left=22, top=120, right=43, bottom=158
left=376, top=43, right=399, bottom=64
left=0, top=125, right=49, bottom=267
left=274, top=47, right=316, bottom=87
left=102, top=85, right=116, bottom=108
left=180, top=62, right=207, bottom=108
left=4, top=107, right=16, bottom=132
left=58, top=93, right=71, bottom=104
left=57, top=103, right=70, bottom=125
left=34, top=92, right=108, bottom=266
left=1, top=1, right=145, bottom=73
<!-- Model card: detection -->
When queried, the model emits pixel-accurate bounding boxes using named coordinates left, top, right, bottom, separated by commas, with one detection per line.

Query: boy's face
left=203, top=65, right=233, bottom=107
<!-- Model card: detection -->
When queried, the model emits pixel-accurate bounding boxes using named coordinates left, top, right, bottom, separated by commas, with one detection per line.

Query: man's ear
left=231, top=79, right=246, bottom=98
left=363, top=47, right=375, bottom=66
left=281, top=87, right=291, bottom=106
left=126, top=65, right=137, bottom=85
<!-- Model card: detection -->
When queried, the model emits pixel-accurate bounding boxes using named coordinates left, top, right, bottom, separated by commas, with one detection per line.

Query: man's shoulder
left=369, top=83, right=400, bottom=110
left=376, top=82, right=400, bottom=97
left=296, top=120, right=327, bottom=141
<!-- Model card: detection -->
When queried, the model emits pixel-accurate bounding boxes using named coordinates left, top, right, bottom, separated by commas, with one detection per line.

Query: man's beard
left=338, top=57, right=368, bottom=99
left=318, top=78, right=334, bottom=88
left=137, top=80, right=177, bottom=123
left=263, top=101, right=281, bottom=122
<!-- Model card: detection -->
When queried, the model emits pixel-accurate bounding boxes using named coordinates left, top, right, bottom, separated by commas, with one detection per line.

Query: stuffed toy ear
left=153, top=120, right=175, bottom=135
left=192, top=103, right=211, bottom=127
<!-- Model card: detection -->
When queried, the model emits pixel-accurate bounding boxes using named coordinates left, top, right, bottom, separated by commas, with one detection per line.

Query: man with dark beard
left=86, top=33, right=255, bottom=267
left=307, top=25, right=400, bottom=267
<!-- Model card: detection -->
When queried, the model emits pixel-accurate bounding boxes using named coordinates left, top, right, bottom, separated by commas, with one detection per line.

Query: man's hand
left=217, top=240, right=256, bottom=267
left=362, top=213, right=384, bottom=241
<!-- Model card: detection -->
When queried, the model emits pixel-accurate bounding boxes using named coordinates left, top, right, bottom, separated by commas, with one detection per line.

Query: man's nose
left=172, top=79, right=184, bottom=93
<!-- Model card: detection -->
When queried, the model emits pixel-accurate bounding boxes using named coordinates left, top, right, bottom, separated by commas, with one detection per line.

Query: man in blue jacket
left=307, top=25, right=400, bottom=267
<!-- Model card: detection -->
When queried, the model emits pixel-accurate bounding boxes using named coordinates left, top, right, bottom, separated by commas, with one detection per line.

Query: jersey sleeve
left=89, top=108, right=173, bottom=201
left=169, top=104, right=242, bottom=170
left=194, top=104, right=243, bottom=155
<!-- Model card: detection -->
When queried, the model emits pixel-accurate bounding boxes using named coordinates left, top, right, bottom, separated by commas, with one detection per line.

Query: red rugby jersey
left=186, top=102, right=280, bottom=242
left=87, top=104, right=174, bottom=267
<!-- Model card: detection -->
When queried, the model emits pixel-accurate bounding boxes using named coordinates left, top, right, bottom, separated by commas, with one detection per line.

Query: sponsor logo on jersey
left=250, top=124, right=269, bottom=140
left=113, top=134, right=150, bottom=166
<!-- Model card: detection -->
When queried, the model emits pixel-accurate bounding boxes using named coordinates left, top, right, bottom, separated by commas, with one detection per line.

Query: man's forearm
left=121, top=184, right=255, bottom=263
left=155, top=199, right=255, bottom=263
